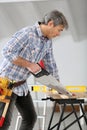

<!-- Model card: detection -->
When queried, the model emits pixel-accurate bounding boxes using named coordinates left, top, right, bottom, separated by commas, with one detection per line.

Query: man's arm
left=13, top=56, right=41, bottom=73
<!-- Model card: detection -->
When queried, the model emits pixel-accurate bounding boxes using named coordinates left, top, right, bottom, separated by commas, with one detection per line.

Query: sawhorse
left=42, top=97, right=87, bottom=130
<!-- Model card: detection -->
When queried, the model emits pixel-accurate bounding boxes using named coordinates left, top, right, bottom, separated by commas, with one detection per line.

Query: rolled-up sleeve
left=2, top=31, right=29, bottom=62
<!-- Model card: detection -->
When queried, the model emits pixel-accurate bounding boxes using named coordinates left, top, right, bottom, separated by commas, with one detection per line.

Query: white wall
left=0, top=38, right=9, bottom=62
left=53, top=35, right=87, bottom=86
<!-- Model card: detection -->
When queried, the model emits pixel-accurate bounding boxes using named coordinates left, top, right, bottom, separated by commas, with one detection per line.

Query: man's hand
left=27, top=63, right=41, bottom=74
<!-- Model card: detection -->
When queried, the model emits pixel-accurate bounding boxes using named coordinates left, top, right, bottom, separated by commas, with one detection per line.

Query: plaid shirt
left=0, top=22, right=59, bottom=96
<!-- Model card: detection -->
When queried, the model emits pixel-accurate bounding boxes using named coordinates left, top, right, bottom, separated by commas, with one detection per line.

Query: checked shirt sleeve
left=2, top=30, right=29, bottom=62
left=43, top=41, right=60, bottom=81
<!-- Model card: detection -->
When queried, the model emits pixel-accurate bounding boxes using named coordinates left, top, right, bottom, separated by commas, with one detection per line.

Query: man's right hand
left=27, top=63, right=41, bottom=74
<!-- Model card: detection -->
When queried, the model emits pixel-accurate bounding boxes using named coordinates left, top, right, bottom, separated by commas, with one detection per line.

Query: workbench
left=42, top=92, right=87, bottom=130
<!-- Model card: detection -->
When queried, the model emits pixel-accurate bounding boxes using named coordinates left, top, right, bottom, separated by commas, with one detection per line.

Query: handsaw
left=31, top=65, right=72, bottom=97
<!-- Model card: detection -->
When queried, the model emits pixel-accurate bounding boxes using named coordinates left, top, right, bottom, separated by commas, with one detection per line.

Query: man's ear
left=47, top=20, right=54, bottom=27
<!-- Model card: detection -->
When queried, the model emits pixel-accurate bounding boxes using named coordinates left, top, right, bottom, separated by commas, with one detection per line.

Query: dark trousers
left=0, top=91, right=37, bottom=130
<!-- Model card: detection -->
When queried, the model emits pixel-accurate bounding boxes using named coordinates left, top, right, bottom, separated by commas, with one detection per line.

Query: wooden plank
left=55, top=104, right=87, bottom=112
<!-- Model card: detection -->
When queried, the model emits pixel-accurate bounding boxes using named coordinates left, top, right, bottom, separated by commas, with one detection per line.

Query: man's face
left=47, top=21, right=64, bottom=39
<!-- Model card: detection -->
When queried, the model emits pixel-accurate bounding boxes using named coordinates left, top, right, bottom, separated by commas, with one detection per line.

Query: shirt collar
left=34, top=21, right=49, bottom=41
left=34, top=21, right=43, bottom=37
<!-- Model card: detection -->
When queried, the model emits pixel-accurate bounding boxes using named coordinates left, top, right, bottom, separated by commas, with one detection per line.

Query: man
left=0, top=10, right=68, bottom=130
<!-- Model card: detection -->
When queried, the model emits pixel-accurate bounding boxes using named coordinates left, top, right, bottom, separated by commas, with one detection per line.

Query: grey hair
left=41, top=10, right=68, bottom=29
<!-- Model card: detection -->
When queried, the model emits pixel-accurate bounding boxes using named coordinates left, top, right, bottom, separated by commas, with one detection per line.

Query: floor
left=9, top=105, right=87, bottom=130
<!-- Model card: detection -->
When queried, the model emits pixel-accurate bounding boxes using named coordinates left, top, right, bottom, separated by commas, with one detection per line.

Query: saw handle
left=31, top=63, right=49, bottom=78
